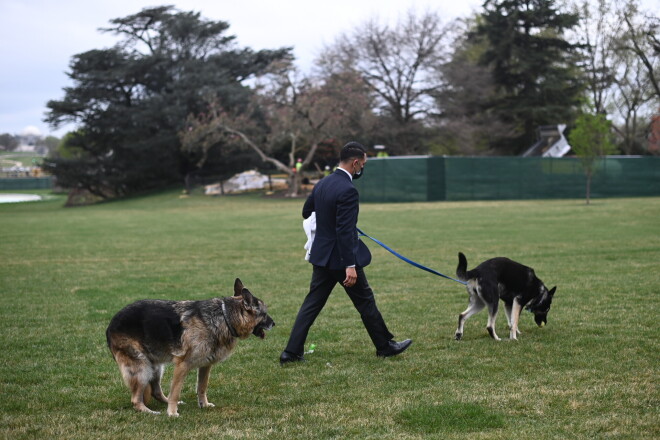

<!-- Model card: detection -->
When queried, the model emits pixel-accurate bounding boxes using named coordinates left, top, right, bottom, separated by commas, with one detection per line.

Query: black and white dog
left=454, top=252, right=556, bottom=341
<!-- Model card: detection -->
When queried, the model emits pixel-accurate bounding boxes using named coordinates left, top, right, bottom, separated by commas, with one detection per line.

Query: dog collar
left=221, top=300, right=239, bottom=338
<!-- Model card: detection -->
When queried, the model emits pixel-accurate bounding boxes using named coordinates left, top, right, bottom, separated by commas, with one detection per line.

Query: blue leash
left=357, top=228, right=467, bottom=285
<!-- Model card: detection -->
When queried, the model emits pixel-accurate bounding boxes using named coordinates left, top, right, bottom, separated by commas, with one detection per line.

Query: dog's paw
left=135, top=404, right=160, bottom=415
left=167, top=411, right=180, bottom=417
left=454, top=332, right=463, bottom=341
left=487, top=327, right=501, bottom=341
left=198, top=400, right=216, bottom=408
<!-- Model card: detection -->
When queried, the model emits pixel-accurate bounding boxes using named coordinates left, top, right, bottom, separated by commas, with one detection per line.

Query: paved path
left=0, top=193, right=41, bottom=203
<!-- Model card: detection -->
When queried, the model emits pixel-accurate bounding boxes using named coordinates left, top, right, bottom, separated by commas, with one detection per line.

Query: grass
left=0, top=190, right=658, bottom=439
left=397, top=402, right=505, bottom=433
left=0, top=152, right=45, bottom=168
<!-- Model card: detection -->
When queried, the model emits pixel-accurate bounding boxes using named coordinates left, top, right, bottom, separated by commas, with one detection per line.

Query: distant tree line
left=0, top=133, right=60, bottom=154
left=44, top=1, right=659, bottom=200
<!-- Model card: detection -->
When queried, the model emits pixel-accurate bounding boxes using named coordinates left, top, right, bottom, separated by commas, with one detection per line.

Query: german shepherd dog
left=106, top=278, right=274, bottom=416
left=454, top=253, right=556, bottom=341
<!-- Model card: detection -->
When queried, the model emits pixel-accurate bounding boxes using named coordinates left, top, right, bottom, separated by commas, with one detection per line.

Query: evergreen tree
left=44, top=6, right=289, bottom=199
left=432, top=16, right=515, bottom=155
left=474, top=0, right=584, bottom=154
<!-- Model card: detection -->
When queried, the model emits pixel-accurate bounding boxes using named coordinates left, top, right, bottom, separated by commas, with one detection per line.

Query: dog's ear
left=241, top=288, right=255, bottom=308
left=234, top=278, right=244, bottom=297
left=548, top=286, right=557, bottom=296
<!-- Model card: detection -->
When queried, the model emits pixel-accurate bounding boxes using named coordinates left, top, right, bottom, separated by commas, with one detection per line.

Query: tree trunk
left=585, top=170, right=592, bottom=205
left=288, top=173, right=301, bottom=197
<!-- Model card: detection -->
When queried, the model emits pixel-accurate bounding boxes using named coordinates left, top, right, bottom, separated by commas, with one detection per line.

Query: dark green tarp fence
left=0, top=177, right=53, bottom=190
left=354, top=156, right=660, bottom=202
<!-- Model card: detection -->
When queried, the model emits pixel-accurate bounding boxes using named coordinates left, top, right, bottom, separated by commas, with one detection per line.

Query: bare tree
left=610, top=49, right=656, bottom=154
left=316, top=9, right=450, bottom=153
left=621, top=7, right=660, bottom=99
left=609, top=1, right=660, bottom=154
left=572, top=0, right=618, bottom=114
left=181, top=61, right=375, bottom=196
left=567, top=0, right=658, bottom=154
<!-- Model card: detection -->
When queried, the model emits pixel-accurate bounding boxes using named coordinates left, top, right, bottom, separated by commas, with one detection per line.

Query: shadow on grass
left=397, top=402, right=505, bottom=434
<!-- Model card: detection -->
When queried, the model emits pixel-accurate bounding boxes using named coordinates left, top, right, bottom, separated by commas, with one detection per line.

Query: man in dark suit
left=280, top=142, right=412, bottom=364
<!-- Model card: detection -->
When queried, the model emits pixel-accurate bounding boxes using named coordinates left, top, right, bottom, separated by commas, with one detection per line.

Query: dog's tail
left=456, top=252, right=468, bottom=281
left=105, top=327, right=114, bottom=357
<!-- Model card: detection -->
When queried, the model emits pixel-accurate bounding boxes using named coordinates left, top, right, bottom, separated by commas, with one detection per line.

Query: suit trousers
left=284, top=265, right=394, bottom=356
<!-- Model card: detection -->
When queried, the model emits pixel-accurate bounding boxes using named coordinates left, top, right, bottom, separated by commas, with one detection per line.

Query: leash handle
left=357, top=227, right=467, bottom=285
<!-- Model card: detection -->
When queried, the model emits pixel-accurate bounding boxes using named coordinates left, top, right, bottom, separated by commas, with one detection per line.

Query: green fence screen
left=354, top=156, right=660, bottom=202
left=0, top=177, right=53, bottom=190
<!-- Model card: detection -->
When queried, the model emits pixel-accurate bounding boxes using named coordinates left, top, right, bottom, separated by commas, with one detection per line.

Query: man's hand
left=343, top=267, right=357, bottom=287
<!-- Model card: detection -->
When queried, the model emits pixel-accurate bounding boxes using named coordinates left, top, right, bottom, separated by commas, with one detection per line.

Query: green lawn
left=0, top=191, right=658, bottom=439
left=0, top=152, right=45, bottom=168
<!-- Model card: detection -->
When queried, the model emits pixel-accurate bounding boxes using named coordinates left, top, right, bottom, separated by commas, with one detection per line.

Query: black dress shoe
left=376, top=339, right=413, bottom=358
left=279, top=351, right=305, bottom=365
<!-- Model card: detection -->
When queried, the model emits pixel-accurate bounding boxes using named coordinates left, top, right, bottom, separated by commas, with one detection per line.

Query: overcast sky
left=1, top=0, right=657, bottom=138
left=0, top=0, right=486, bottom=138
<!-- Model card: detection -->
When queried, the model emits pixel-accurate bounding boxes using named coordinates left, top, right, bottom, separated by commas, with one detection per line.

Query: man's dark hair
left=340, top=141, right=367, bottom=162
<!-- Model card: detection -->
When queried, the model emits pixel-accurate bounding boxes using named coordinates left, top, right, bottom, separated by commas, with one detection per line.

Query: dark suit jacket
left=302, top=169, right=371, bottom=270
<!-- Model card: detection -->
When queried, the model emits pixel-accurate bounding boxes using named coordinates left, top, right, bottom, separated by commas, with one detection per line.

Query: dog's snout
left=534, top=314, right=547, bottom=327
left=263, top=314, right=275, bottom=329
